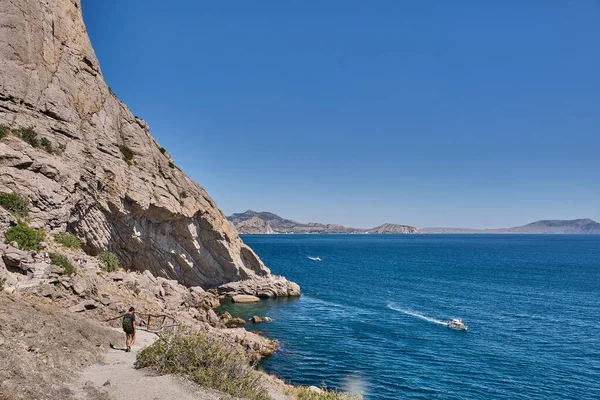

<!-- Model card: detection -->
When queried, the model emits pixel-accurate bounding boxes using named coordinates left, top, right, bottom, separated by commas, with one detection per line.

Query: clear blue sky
left=82, top=1, right=599, bottom=229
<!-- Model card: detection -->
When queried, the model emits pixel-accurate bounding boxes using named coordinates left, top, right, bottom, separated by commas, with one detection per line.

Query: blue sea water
left=220, top=235, right=600, bottom=399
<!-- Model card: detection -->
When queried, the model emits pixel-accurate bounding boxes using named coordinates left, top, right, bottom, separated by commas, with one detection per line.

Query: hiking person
left=122, top=306, right=136, bottom=352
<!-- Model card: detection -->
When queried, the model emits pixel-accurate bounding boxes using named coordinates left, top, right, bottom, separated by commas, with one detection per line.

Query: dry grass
left=136, top=328, right=269, bottom=400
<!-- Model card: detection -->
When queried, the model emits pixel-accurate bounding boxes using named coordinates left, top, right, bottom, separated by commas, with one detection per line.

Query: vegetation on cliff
left=48, top=252, right=76, bottom=275
left=53, top=231, right=82, bottom=249
left=0, top=192, right=29, bottom=218
left=136, top=329, right=269, bottom=400
left=4, top=221, right=45, bottom=251
left=98, top=251, right=120, bottom=272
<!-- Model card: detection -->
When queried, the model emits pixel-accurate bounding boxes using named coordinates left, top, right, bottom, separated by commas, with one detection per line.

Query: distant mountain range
left=421, top=218, right=600, bottom=234
left=226, top=210, right=418, bottom=234
left=227, top=212, right=600, bottom=235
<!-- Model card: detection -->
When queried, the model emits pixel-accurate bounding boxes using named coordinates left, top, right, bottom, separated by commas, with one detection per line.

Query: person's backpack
left=122, top=313, right=133, bottom=333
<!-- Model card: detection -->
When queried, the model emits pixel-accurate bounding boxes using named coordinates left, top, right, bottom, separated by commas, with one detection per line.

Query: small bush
left=40, top=137, right=53, bottom=153
left=0, top=277, right=6, bottom=291
left=136, top=329, right=268, bottom=400
left=180, top=191, right=187, bottom=199
left=0, top=124, right=9, bottom=139
left=287, top=386, right=363, bottom=400
left=49, top=252, right=75, bottom=275
left=98, top=251, right=119, bottom=272
left=0, top=192, right=28, bottom=218
left=159, top=147, right=166, bottom=154
left=168, top=161, right=175, bottom=169
left=53, top=232, right=81, bottom=249
left=119, top=145, right=135, bottom=166
left=131, top=281, right=141, bottom=296
left=14, top=127, right=39, bottom=147
left=4, top=221, right=45, bottom=252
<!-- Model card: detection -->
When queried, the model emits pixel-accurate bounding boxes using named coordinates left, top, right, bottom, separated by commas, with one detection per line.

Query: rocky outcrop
left=228, top=210, right=418, bottom=234
left=251, top=316, right=272, bottom=324
left=0, top=237, right=279, bottom=360
left=0, top=0, right=299, bottom=291
left=218, top=275, right=301, bottom=298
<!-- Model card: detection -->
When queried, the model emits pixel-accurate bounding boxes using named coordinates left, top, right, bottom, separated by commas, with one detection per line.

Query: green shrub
left=48, top=252, right=75, bottom=275
left=159, top=147, right=166, bottom=154
left=0, top=192, right=28, bottom=218
left=4, top=221, right=45, bottom=252
left=0, top=124, right=9, bottom=139
left=0, top=277, right=6, bottom=291
left=98, top=251, right=119, bottom=272
left=14, top=127, right=39, bottom=147
left=53, top=232, right=81, bottom=249
left=168, top=161, right=175, bottom=169
left=119, top=145, right=134, bottom=165
left=287, top=386, right=363, bottom=400
left=40, top=137, right=53, bottom=153
left=136, top=330, right=268, bottom=400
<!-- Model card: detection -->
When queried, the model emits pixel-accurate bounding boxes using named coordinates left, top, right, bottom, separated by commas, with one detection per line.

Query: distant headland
left=227, top=211, right=600, bottom=235
left=227, top=210, right=418, bottom=234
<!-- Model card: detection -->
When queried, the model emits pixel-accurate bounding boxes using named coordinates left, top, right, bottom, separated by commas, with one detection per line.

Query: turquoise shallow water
left=221, top=234, right=600, bottom=399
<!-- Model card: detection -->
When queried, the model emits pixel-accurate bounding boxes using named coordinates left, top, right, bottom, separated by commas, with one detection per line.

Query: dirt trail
left=71, top=329, right=222, bottom=400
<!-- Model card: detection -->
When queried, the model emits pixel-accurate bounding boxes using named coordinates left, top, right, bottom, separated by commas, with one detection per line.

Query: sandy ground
left=70, top=328, right=225, bottom=400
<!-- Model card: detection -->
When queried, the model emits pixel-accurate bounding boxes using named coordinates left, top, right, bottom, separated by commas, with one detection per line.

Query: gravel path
left=71, top=329, right=223, bottom=400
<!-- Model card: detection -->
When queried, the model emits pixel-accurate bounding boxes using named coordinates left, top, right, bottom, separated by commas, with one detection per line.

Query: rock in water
left=231, top=295, right=260, bottom=303
left=251, top=316, right=272, bottom=324
left=0, top=0, right=297, bottom=291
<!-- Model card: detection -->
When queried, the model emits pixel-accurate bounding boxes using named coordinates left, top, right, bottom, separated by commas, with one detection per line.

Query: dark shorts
left=124, top=329, right=134, bottom=335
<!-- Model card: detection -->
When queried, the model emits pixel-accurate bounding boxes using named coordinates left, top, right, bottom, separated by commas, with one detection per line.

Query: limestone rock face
left=218, top=276, right=301, bottom=298
left=0, top=0, right=291, bottom=289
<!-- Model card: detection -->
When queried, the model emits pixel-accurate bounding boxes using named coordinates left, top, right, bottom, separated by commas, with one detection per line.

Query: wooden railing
left=105, top=312, right=180, bottom=335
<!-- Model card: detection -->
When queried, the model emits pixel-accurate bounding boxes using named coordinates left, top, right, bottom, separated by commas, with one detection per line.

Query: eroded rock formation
left=0, top=0, right=297, bottom=290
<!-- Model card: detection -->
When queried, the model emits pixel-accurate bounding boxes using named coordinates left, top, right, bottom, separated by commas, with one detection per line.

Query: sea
left=219, top=234, right=600, bottom=400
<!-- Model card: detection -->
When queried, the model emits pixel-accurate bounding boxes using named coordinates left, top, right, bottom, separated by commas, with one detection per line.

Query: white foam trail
left=308, top=256, right=322, bottom=261
left=387, top=303, right=447, bottom=326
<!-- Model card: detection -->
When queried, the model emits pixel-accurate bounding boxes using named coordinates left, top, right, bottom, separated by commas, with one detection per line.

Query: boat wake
left=387, top=303, right=447, bottom=326
left=308, top=256, right=322, bottom=261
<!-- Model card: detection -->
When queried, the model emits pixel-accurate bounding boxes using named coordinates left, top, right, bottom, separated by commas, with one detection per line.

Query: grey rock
left=71, top=277, right=88, bottom=296
left=123, top=273, right=137, bottom=286
left=69, top=300, right=98, bottom=312
left=39, top=284, right=57, bottom=298
left=2, top=247, right=34, bottom=269
left=231, top=295, right=260, bottom=303
left=142, top=269, right=157, bottom=284
left=108, top=272, right=125, bottom=281
left=218, top=276, right=301, bottom=298
left=227, top=317, right=247, bottom=326
left=251, top=316, right=272, bottom=324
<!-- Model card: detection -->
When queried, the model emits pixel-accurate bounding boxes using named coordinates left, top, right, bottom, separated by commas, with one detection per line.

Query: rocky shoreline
left=0, top=235, right=299, bottom=359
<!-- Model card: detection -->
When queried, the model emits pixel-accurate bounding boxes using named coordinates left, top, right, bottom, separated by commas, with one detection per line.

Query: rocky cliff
left=228, top=210, right=418, bottom=234
left=0, top=0, right=297, bottom=291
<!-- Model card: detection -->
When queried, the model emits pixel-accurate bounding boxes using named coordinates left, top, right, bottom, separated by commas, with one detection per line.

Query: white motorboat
left=308, top=256, right=322, bottom=261
left=447, top=319, right=468, bottom=331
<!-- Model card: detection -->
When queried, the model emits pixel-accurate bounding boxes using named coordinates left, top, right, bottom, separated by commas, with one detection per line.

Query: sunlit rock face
left=0, top=0, right=290, bottom=289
